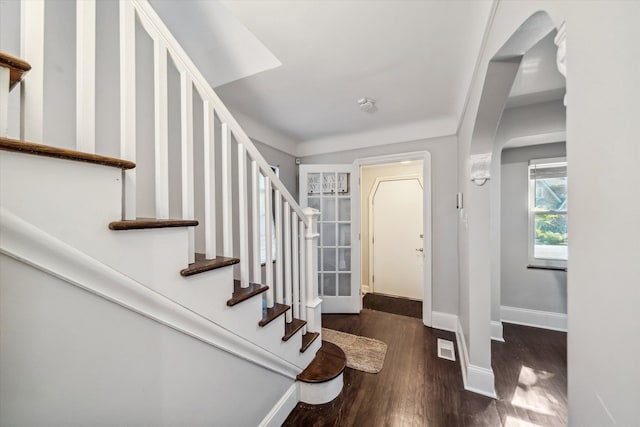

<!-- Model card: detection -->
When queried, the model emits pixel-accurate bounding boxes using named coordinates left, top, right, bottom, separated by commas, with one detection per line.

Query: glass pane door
left=300, top=165, right=360, bottom=313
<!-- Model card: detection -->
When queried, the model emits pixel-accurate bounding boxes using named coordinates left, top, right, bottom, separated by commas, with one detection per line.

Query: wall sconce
left=470, top=153, right=491, bottom=186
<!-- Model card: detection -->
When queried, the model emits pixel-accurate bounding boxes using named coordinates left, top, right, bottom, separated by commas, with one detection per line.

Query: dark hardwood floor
left=283, top=309, right=566, bottom=427
left=363, top=292, right=422, bottom=319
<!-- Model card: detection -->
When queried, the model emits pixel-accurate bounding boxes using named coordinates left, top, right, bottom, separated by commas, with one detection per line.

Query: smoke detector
left=357, top=97, right=376, bottom=112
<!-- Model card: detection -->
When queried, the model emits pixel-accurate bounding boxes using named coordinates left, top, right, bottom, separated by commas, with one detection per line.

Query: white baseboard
left=432, top=311, right=458, bottom=332
left=455, top=320, right=497, bottom=399
left=491, top=321, right=504, bottom=342
left=361, top=284, right=371, bottom=295
left=500, top=305, right=567, bottom=332
left=258, top=383, right=299, bottom=427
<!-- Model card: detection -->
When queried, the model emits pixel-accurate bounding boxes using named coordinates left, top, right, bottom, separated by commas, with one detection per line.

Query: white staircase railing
left=11, top=0, right=321, bottom=333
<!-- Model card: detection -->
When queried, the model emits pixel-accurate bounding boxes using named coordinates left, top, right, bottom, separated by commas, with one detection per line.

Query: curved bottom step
left=297, top=341, right=346, bottom=404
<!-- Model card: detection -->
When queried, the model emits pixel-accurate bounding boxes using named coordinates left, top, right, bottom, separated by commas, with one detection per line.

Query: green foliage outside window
left=535, top=214, right=567, bottom=245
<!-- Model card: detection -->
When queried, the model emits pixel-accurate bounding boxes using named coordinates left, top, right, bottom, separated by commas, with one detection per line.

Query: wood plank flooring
left=284, top=309, right=566, bottom=426
left=363, top=292, right=422, bottom=319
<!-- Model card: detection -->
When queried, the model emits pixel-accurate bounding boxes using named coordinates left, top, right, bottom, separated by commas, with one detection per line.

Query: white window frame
left=259, top=165, right=279, bottom=264
left=528, top=157, right=568, bottom=269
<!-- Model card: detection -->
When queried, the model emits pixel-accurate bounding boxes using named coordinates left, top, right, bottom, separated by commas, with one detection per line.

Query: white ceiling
left=149, top=1, right=564, bottom=157
left=149, top=0, right=281, bottom=88
left=215, top=0, right=494, bottom=155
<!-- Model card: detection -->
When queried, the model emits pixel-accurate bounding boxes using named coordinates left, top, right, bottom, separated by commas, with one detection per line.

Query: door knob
left=416, top=248, right=424, bottom=252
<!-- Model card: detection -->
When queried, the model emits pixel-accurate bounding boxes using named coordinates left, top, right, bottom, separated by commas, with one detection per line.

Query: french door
left=300, top=164, right=360, bottom=313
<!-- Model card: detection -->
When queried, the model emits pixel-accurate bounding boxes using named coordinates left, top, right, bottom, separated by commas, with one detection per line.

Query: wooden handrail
left=0, top=51, right=31, bottom=90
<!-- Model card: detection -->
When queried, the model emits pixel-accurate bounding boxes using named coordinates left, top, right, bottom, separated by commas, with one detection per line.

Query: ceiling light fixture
left=357, top=97, right=376, bottom=112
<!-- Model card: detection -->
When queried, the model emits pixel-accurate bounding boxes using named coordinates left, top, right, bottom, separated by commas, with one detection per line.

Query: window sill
left=527, top=264, right=567, bottom=272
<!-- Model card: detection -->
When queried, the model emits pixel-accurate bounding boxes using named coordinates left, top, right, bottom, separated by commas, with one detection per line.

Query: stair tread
left=180, top=253, right=240, bottom=277
left=0, top=136, right=136, bottom=170
left=300, top=331, right=320, bottom=353
left=0, top=51, right=31, bottom=90
left=259, top=303, right=290, bottom=327
left=227, top=280, right=269, bottom=306
left=109, top=218, right=198, bottom=230
left=282, top=318, right=307, bottom=342
left=297, top=341, right=346, bottom=383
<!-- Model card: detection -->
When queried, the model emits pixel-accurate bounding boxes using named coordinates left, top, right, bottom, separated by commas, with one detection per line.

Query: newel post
left=303, top=207, right=322, bottom=332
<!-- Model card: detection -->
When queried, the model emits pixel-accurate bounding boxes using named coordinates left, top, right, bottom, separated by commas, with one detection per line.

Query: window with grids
left=528, top=158, right=568, bottom=268
left=259, top=166, right=279, bottom=264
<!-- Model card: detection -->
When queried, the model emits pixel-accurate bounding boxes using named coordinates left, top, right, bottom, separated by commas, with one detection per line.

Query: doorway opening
left=356, top=152, right=432, bottom=326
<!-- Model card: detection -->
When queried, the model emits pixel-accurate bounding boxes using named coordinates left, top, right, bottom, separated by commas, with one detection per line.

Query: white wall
left=360, top=161, right=423, bottom=292
left=301, top=135, right=458, bottom=315
left=501, top=143, right=567, bottom=314
left=458, top=2, right=640, bottom=423
left=0, top=255, right=292, bottom=426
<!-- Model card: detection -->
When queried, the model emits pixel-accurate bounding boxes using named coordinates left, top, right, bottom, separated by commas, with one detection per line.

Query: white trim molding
left=0, top=207, right=301, bottom=380
left=296, top=118, right=456, bottom=157
left=432, top=311, right=458, bottom=333
left=456, top=320, right=497, bottom=399
left=491, top=321, right=504, bottom=342
left=258, top=383, right=299, bottom=427
left=501, top=305, right=567, bottom=332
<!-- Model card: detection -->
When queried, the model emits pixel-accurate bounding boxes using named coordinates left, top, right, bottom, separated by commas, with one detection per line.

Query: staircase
left=0, top=1, right=345, bottom=425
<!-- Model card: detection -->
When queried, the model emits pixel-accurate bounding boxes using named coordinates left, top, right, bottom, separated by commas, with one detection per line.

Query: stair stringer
left=181, top=272, right=320, bottom=369
left=0, top=150, right=319, bottom=370
left=0, top=207, right=302, bottom=381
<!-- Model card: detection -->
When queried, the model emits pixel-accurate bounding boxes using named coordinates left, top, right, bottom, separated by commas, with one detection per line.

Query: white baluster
left=203, top=101, right=216, bottom=260
left=284, top=202, right=292, bottom=322
left=180, top=72, right=195, bottom=263
left=20, top=0, right=44, bottom=143
left=275, top=189, right=283, bottom=304
left=0, top=67, right=9, bottom=137
left=292, top=212, right=300, bottom=321
left=265, top=176, right=274, bottom=308
left=299, top=220, right=307, bottom=334
left=76, top=0, right=96, bottom=153
left=153, top=39, right=169, bottom=219
left=251, top=161, right=261, bottom=284
left=119, top=0, right=136, bottom=220
left=221, top=122, right=233, bottom=257
left=238, top=143, right=249, bottom=288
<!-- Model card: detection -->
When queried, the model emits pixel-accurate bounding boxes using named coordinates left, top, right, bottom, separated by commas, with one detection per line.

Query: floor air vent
left=437, top=338, right=456, bottom=361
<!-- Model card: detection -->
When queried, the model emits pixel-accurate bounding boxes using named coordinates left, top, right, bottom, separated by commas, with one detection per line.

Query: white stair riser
left=0, top=152, right=191, bottom=287
left=299, top=373, right=343, bottom=405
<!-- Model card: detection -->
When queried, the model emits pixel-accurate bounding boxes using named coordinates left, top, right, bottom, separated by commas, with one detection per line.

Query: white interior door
left=300, top=165, right=360, bottom=313
left=371, top=177, right=423, bottom=300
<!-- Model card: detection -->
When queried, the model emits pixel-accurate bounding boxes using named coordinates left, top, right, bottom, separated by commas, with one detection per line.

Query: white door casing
left=299, top=164, right=360, bottom=314
left=370, top=176, right=424, bottom=300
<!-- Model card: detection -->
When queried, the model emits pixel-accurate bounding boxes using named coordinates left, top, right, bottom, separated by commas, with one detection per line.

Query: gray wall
left=253, top=139, right=298, bottom=199
left=0, top=255, right=291, bottom=426
left=456, top=2, right=640, bottom=421
left=501, top=143, right=567, bottom=314
left=301, top=135, right=459, bottom=315
left=491, top=100, right=566, bottom=324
